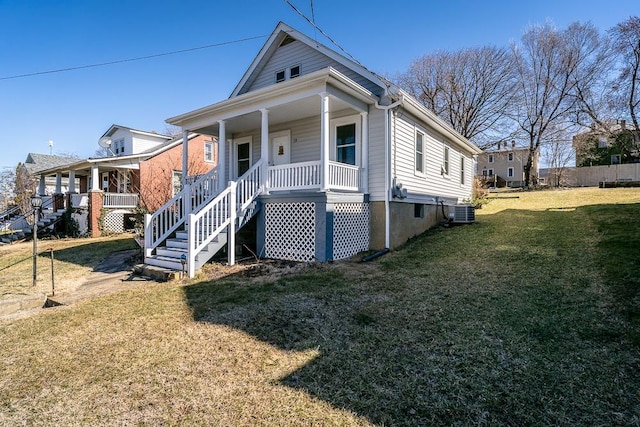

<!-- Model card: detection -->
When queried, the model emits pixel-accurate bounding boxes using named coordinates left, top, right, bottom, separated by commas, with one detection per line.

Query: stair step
left=166, top=238, right=188, bottom=249
left=145, top=256, right=184, bottom=271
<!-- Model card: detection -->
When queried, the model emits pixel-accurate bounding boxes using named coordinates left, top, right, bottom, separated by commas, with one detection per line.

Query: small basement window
left=414, top=204, right=424, bottom=218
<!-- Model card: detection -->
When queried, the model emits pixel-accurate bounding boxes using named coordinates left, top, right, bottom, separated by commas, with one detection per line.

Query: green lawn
left=0, top=188, right=639, bottom=426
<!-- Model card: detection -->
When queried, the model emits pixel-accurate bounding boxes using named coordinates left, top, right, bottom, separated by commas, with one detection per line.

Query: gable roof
left=231, top=21, right=390, bottom=98
left=101, top=124, right=172, bottom=141
left=23, top=153, right=79, bottom=174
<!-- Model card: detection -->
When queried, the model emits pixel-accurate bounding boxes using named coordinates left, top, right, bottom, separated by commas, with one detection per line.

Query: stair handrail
left=189, top=165, right=221, bottom=213
left=144, top=185, right=189, bottom=257
left=0, top=205, right=20, bottom=222
left=187, top=161, right=264, bottom=276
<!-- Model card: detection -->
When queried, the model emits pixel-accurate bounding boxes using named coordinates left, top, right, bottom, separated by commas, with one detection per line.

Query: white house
left=144, top=22, right=482, bottom=277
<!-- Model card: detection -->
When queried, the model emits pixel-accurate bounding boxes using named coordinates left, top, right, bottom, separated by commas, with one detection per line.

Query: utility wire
left=310, top=0, right=318, bottom=46
left=0, top=34, right=267, bottom=81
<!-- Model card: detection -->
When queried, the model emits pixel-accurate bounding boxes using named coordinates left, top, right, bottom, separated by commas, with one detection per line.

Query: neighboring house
left=34, top=125, right=216, bottom=236
left=144, top=22, right=482, bottom=277
left=476, top=143, right=538, bottom=187
left=21, top=153, right=79, bottom=195
left=573, top=120, right=640, bottom=167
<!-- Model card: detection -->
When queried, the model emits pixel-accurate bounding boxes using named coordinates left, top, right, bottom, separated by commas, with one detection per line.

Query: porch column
left=320, top=92, right=330, bottom=191
left=218, top=120, right=226, bottom=192
left=182, top=129, right=189, bottom=188
left=38, top=176, right=45, bottom=196
left=88, top=165, right=103, bottom=238
left=260, top=108, right=269, bottom=194
left=55, top=172, right=62, bottom=194
left=68, top=171, right=76, bottom=193
left=361, top=111, right=369, bottom=194
left=90, top=165, right=100, bottom=191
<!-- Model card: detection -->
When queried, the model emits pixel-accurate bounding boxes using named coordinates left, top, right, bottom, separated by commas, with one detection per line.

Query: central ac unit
left=449, top=205, right=475, bottom=224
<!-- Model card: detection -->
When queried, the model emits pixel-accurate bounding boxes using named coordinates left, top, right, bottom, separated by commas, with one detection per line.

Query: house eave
left=167, top=67, right=377, bottom=129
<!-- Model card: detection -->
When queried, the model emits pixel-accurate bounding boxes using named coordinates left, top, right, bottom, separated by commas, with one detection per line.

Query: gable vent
left=279, top=35, right=296, bottom=47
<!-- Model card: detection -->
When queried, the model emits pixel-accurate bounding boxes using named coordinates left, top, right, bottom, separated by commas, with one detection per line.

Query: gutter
left=375, top=93, right=403, bottom=249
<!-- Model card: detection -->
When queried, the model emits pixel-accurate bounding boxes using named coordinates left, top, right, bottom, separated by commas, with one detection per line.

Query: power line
left=0, top=34, right=268, bottom=81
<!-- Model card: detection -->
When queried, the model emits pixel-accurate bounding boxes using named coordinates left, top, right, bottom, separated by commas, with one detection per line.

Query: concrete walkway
left=1, top=249, right=152, bottom=320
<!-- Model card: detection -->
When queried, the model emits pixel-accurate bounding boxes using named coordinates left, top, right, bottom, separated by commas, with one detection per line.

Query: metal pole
left=32, top=208, right=37, bottom=287
left=49, top=247, right=55, bottom=296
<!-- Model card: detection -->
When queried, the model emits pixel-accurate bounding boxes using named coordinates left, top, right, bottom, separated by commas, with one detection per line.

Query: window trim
left=508, top=152, right=514, bottom=162
left=171, top=170, right=182, bottom=197
left=330, top=115, right=361, bottom=166
left=275, top=69, right=286, bottom=83
left=290, top=64, right=301, bottom=79
left=204, top=141, right=215, bottom=163
left=415, top=129, right=425, bottom=176
left=488, top=154, right=494, bottom=163
left=508, top=167, right=514, bottom=178
left=460, top=156, right=465, bottom=185
left=442, top=146, right=450, bottom=177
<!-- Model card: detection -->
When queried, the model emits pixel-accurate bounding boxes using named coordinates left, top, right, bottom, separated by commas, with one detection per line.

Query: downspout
left=375, top=94, right=403, bottom=249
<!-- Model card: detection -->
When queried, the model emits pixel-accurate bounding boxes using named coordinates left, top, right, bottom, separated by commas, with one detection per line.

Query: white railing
left=237, top=162, right=262, bottom=211
left=104, top=192, right=139, bottom=208
left=189, top=166, right=220, bottom=213
left=268, top=161, right=321, bottom=191
left=145, top=188, right=188, bottom=258
left=71, top=193, right=89, bottom=208
left=328, top=161, right=360, bottom=191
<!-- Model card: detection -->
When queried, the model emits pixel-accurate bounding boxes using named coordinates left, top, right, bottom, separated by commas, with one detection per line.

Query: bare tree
left=609, top=16, right=640, bottom=145
left=543, top=133, right=575, bottom=187
left=512, top=22, right=605, bottom=186
left=397, top=46, right=518, bottom=149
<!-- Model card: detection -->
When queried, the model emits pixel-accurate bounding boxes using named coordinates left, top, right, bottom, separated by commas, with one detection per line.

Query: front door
left=270, top=130, right=291, bottom=166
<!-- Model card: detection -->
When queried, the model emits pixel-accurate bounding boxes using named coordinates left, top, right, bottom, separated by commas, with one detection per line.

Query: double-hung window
left=460, top=157, right=465, bottom=184
left=443, top=147, right=450, bottom=175
left=415, top=131, right=425, bottom=174
left=336, top=123, right=356, bottom=165
left=204, top=141, right=214, bottom=163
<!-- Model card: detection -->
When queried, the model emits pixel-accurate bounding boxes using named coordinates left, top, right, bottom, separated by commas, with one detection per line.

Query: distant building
left=573, top=120, right=640, bottom=167
left=476, top=141, right=538, bottom=187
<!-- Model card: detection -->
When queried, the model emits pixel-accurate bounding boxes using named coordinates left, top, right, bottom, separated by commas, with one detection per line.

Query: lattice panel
left=333, top=203, right=370, bottom=260
left=265, top=202, right=316, bottom=262
left=103, top=210, right=125, bottom=233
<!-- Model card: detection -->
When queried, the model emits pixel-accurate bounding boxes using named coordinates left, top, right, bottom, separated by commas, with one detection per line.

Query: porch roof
left=166, top=67, right=378, bottom=135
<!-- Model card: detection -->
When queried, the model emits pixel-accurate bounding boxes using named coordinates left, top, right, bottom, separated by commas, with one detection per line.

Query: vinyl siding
left=245, top=40, right=382, bottom=96
left=390, top=111, right=474, bottom=202
left=367, top=107, right=387, bottom=201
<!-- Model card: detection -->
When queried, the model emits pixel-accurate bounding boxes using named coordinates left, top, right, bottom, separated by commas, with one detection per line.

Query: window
left=275, top=65, right=300, bottom=83
left=508, top=152, right=514, bottom=161
left=275, top=69, right=286, bottom=83
left=415, top=131, right=425, bottom=174
left=236, top=142, right=251, bottom=176
left=598, top=137, right=608, bottom=148
left=443, top=147, right=450, bottom=175
left=336, top=123, right=356, bottom=165
left=414, top=203, right=424, bottom=218
left=488, top=168, right=494, bottom=176
left=611, top=154, right=621, bottom=165
left=204, top=141, right=214, bottom=163
left=113, top=138, right=124, bottom=155
left=460, top=157, right=465, bottom=184
left=102, top=173, right=109, bottom=191
left=172, top=171, right=182, bottom=196
left=488, top=154, right=494, bottom=163
left=290, top=65, right=300, bottom=78
left=508, top=167, right=514, bottom=178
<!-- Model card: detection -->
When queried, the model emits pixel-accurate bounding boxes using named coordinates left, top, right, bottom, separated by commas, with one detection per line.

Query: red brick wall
left=139, top=135, right=217, bottom=211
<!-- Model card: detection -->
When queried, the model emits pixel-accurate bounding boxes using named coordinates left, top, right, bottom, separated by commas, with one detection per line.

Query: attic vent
left=279, top=35, right=295, bottom=47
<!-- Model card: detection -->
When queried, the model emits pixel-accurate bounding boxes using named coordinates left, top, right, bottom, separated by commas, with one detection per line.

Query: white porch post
left=38, top=176, right=45, bottom=196
left=90, top=165, right=100, bottom=191
left=68, top=171, right=76, bottom=193
left=228, top=180, right=237, bottom=266
left=55, top=172, right=62, bottom=194
left=218, top=120, right=226, bottom=192
left=361, top=111, right=369, bottom=194
left=260, top=108, right=269, bottom=194
left=320, top=92, right=330, bottom=191
left=182, top=129, right=189, bottom=188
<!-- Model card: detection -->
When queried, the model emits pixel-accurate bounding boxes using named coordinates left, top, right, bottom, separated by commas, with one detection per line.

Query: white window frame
left=172, top=170, right=182, bottom=196
left=460, top=156, right=465, bottom=185
left=488, top=154, right=494, bottom=163
left=508, top=152, right=514, bottom=162
left=442, top=146, right=450, bottom=177
left=331, top=115, right=361, bottom=166
left=508, top=167, right=514, bottom=178
left=275, top=69, right=285, bottom=83
left=289, top=64, right=301, bottom=79
left=488, top=168, right=494, bottom=176
left=415, top=129, right=425, bottom=176
left=233, top=136, right=252, bottom=178
left=204, top=141, right=215, bottom=163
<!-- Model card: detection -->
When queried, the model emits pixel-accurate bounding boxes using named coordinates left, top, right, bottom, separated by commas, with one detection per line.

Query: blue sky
left=0, top=0, right=638, bottom=170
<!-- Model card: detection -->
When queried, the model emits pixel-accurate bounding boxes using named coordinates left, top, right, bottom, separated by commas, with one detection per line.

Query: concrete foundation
left=370, top=201, right=445, bottom=250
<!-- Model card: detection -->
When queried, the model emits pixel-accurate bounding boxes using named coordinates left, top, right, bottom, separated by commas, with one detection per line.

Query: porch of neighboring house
left=145, top=73, right=375, bottom=276
left=36, top=164, right=140, bottom=236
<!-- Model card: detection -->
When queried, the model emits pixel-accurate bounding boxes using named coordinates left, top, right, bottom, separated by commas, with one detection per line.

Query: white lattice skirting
left=333, top=203, right=370, bottom=260
left=102, top=209, right=133, bottom=233
left=264, top=202, right=316, bottom=262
